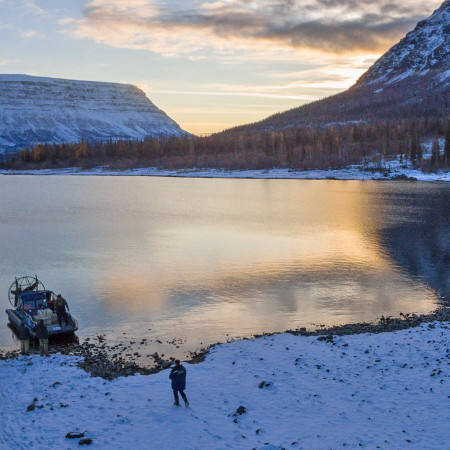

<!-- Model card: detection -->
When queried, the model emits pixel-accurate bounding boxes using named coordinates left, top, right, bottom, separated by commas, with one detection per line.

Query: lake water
left=0, top=176, right=448, bottom=362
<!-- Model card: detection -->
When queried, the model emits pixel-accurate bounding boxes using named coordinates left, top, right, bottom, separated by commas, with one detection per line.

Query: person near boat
left=55, top=294, right=69, bottom=328
left=46, top=291, right=55, bottom=311
left=169, top=360, right=189, bottom=406
left=18, top=320, right=30, bottom=355
left=33, top=319, right=49, bottom=356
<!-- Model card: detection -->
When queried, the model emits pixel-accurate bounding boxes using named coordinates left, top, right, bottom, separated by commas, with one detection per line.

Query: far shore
left=0, top=166, right=450, bottom=182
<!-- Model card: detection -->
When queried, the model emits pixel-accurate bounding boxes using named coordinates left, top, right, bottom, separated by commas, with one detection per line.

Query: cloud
left=20, top=30, right=40, bottom=39
left=0, top=59, right=21, bottom=66
left=149, top=89, right=318, bottom=101
left=65, top=0, right=440, bottom=57
left=22, top=0, right=45, bottom=15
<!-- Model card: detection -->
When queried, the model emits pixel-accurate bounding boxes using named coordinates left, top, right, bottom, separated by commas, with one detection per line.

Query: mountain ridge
left=225, top=0, right=450, bottom=134
left=356, top=0, right=450, bottom=88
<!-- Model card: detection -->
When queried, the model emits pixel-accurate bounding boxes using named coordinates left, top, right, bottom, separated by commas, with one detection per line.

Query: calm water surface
left=0, top=176, right=448, bottom=361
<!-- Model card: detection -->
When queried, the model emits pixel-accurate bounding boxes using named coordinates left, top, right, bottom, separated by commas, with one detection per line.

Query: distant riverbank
left=1, top=166, right=450, bottom=182
left=1, top=164, right=449, bottom=182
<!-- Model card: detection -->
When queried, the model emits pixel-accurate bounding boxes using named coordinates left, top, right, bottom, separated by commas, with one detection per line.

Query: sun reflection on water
left=0, top=177, right=445, bottom=356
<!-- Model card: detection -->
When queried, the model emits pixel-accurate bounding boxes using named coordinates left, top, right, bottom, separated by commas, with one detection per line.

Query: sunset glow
left=0, top=0, right=443, bottom=134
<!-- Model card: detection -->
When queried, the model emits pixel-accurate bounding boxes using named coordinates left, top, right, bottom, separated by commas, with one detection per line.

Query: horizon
left=0, top=0, right=443, bottom=135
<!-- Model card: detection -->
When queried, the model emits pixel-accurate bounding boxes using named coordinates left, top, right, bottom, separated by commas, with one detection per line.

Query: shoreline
left=2, top=307, right=449, bottom=380
left=1, top=311, right=449, bottom=449
left=186, top=306, right=450, bottom=365
left=0, top=166, right=449, bottom=182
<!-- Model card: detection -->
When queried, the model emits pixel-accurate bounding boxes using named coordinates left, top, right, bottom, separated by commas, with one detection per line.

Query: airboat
left=5, top=276, right=78, bottom=337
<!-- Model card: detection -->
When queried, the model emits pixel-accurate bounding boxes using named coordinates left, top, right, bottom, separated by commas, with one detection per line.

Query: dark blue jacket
left=18, top=323, right=30, bottom=340
left=169, top=365, right=186, bottom=391
left=33, top=322, right=49, bottom=339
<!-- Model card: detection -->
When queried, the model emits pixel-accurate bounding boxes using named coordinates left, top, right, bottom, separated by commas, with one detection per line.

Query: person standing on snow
left=33, top=319, right=49, bottom=356
left=169, top=360, right=189, bottom=406
left=18, top=320, right=30, bottom=355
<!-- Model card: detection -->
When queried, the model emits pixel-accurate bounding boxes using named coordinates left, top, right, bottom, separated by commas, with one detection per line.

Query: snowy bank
left=1, top=321, right=449, bottom=449
left=0, top=165, right=449, bottom=182
left=1, top=146, right=450, bottom=182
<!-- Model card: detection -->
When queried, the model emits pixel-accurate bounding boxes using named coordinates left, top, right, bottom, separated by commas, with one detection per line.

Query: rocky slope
left=357, top=0, right=450, bottom=88
left=228, top=0, right=450, bottom=132
left=0, top=75, right=187, bottom=155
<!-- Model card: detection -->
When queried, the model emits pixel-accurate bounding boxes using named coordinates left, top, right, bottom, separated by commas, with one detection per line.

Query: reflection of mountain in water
left=381, top=191, right=449, bottom=304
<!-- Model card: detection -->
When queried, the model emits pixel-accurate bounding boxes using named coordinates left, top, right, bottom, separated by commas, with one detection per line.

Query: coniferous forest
left=2, top=116, right=449, bottom=174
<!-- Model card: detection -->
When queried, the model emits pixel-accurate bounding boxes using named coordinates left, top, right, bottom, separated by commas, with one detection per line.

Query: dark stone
left=235, top=406, right=246, bottom=415
left=26, top=403, right=35, bottom=412
left=66, top=432, right=85, bottom=439
left=78, top=438, right=93, bottom=445
left=317, top=334, right=335, bottom=343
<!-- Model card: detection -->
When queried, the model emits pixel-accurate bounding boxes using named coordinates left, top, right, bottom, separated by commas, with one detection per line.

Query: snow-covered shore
left=1, top=321, right=449, bottom=449
left=0, top=165, right=449, bottom=182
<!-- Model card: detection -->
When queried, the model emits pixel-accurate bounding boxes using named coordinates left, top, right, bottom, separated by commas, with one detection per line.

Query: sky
left=0, top=0, right=443, bottom=135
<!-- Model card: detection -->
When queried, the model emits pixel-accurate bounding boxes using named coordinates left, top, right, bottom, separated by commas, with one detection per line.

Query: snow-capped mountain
left=356, top=0, right=450, bottom=88
left=229, top=0, right=450, bottom=132
left=0, top=75, right=187, bottom=155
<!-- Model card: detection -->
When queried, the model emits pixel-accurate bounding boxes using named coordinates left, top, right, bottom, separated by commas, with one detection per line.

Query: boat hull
left=6, top=309, right=78, bottom=337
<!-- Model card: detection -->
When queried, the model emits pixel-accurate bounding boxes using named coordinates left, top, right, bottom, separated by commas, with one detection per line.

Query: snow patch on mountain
left=357, top=1, right=450, bottom=87
left=0, top=75, right=187, bottom=155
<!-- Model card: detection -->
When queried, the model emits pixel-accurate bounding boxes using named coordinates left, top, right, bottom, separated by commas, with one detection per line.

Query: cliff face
left=0, top=75, right=187, bottom=154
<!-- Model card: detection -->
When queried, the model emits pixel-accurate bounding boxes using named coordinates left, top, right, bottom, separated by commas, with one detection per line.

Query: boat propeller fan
left=8, top=276, right=45, bottom=307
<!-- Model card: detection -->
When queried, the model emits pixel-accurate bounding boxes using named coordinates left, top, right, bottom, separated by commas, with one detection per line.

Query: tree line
left=1, top=117, right=449, bottom=173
